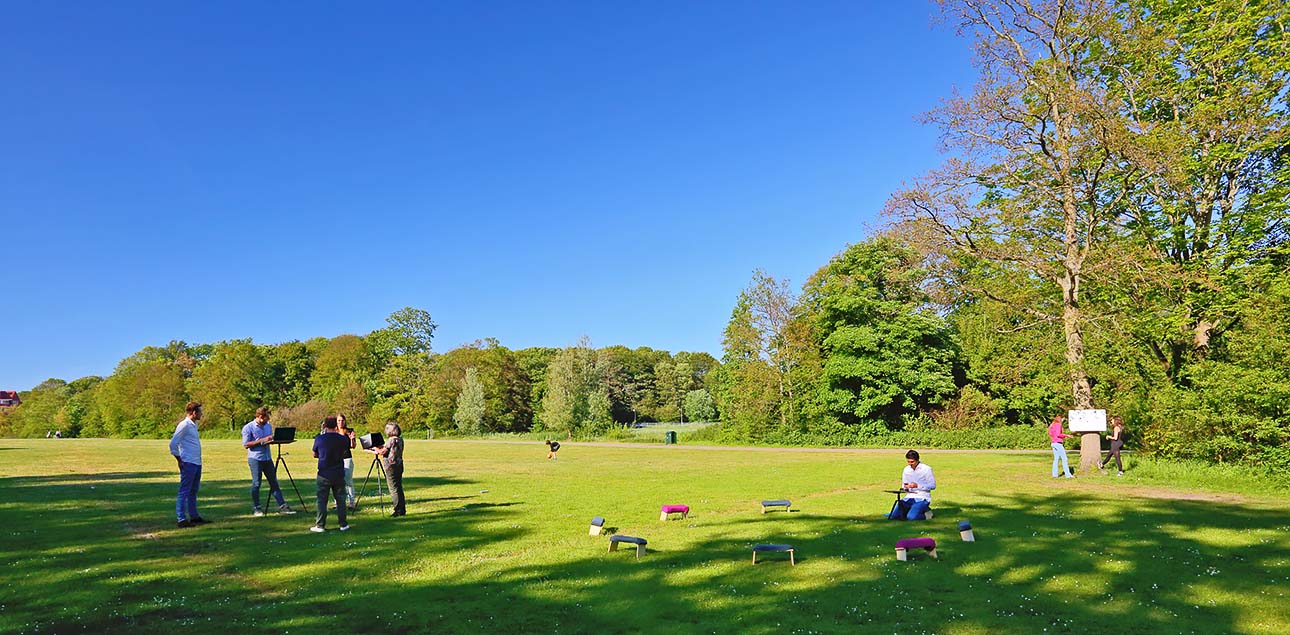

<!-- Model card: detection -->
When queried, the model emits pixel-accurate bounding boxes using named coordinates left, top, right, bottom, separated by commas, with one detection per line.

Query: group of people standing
left=168, top=401, right=407, bottom=532
left=1048, top=413, right=1127, bottom=478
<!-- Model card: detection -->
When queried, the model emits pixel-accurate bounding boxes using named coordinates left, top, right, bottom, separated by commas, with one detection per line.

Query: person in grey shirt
left=241, top=407, right=295, bottom=516
left=370, top=422, right=407, bottom=517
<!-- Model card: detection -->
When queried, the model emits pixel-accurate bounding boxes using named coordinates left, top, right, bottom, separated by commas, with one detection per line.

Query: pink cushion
left=895, top=537, right=936, bottom=550
left=661, top=505, right=689, bottom=514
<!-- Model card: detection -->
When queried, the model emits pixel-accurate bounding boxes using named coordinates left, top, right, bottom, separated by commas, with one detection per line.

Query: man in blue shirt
left=311, top=416, right=350, bottom=533
left=242, top=407, right=295, bottom=517
left=169, top=402, right=206, bottom=528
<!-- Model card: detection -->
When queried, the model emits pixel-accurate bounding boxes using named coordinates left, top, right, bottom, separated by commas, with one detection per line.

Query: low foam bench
left=609, top=535, right=647, bottom=558
left=752, top=544, right=795, bottom=565
left=589, top=516, right=605, bottom=536
left=894, top=537, right=937, bottom=561
left=659, top=504, right=689, bottom=521
left=760, top=499, right=791, bottom=513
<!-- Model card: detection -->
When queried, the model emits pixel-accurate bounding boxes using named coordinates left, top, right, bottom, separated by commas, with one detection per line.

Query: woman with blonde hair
left=336, top=413, right=358, bottom=510
left=371, top=422, right=406, bottom=517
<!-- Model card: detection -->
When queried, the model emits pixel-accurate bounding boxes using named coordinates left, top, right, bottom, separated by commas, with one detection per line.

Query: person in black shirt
left=311, top=417, right=351, bottom=532
left=545, top=439, right=560, bottom=460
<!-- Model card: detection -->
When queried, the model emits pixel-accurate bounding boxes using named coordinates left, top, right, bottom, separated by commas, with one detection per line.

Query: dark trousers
left=1101, top=440, right=1124, bottom=471
left=386, top=462, right=405, bottom=515
left=315, top=474, right=347, bottom=528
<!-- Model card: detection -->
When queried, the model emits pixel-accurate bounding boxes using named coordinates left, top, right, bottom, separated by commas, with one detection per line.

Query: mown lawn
left=1, top=439, right=1287, bottom=634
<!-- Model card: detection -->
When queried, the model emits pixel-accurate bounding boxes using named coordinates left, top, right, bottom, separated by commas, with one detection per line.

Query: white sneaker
left=278, top=504, right=297, bottom=515
left=252, top=509, right=265, bottom=517
left=309, top=526, right=325, bottom=533
left=339, top=524, right=350, bottom=532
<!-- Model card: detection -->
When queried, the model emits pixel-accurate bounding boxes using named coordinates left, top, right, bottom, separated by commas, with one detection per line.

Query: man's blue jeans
left=176, top=461, right=202, bottom=521
left=889, top=498, right=930, bottom=520
left=249, top=458, right=286, bottom=510
left=1052, top=442, right=1072, bottom=477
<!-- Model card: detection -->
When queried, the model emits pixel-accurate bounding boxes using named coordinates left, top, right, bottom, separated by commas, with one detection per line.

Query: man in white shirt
left=890, top=449, right=936, bottom=521
left=169, top=401, right=207, bottom=528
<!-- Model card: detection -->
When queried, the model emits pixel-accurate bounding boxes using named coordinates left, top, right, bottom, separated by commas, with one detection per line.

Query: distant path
left=427, top=439, right=1056, bottom=454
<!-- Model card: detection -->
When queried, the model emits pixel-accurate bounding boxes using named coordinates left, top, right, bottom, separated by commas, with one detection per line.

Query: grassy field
left=1, top=439, right=1287, bottom=634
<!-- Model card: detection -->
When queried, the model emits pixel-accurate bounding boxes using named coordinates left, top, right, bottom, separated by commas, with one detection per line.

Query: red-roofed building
left=0, top=391, right=21, bottom=408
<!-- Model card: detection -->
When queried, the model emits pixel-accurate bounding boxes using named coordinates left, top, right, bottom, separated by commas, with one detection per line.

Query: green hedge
left=680, top=422, right=1049, bottom=450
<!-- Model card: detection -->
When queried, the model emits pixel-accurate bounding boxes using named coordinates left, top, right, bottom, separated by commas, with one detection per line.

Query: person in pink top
left=1048, top=414, right=1073, bottom=478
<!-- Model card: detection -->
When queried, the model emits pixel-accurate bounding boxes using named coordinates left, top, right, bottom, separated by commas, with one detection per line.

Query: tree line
left=0, top=308, right=723, bottom=440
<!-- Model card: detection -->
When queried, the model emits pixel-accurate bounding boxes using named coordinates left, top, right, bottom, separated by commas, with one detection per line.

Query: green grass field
left=2, top=439, right=1287, bottom=634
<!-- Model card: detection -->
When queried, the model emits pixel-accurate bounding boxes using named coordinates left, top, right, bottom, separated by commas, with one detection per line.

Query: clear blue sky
left=0, top=2, right=974, bottom=391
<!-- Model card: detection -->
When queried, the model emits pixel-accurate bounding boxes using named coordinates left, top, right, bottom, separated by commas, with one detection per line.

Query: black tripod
left=357, top=455, right=387, bottom=515
left=272, top=441, right=309, bottom=510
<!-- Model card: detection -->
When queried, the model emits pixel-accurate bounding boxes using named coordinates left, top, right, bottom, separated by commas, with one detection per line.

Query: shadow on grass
left=1, top=475, right=1288, bottom=634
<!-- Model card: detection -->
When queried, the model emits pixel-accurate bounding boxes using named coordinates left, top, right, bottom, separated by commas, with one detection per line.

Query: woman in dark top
left=1101, top=415, right=1125, bottom=476
left=337, top=413, right=357, bottom=510
left=372, top=422, right=406, bottom=517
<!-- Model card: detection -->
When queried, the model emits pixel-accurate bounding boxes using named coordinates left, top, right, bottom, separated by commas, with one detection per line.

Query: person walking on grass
left=1049, top=414, right=1074, bottom=478
left=1101, top=415, right=1126, bottom=476
left=242, top=406, right=295, bottom=517
left=310, top=417, right=350, bottom=533
left=170, top=401, right=208, bottom=528
left=337, top=412, right=357, bottom=511
left=371, top=422, right=406, bottom=517
left=545, top=439, right=560, bottom=460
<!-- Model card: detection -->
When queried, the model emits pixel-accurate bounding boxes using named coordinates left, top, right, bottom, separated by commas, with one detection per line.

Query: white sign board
left=1067, top=409, right=1107, bottom=432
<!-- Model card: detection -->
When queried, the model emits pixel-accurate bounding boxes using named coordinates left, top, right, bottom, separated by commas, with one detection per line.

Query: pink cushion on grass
left=895, top=537, right=936, bottom=550
left=661, top=505, right=689, bottom=514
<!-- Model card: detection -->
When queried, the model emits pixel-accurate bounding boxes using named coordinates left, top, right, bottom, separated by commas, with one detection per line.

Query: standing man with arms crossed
left=170, top=402, right=207, bottom=528
left=242, top=407, right=296, bottom=517
left=311, top=416, right=350, bottom=533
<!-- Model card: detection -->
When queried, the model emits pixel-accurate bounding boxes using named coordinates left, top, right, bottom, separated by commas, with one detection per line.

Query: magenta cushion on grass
left=661, top=505, right=689, bottom=514
left=895, top=538, right=936, bottom=550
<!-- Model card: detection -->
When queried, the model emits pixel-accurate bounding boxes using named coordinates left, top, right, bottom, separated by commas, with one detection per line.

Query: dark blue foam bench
left=752, top=543, right=795, bottom=565
left=609, top=535, right=647, bottom=558
left=760, top=499, right=791, bottom=513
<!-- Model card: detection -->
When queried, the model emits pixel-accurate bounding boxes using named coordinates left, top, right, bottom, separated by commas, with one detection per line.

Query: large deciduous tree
left=1107, top=0, right=1289, bottom=379
left=888, top=0, right=1132, bottom=470
left=800, top=237, right=963, bottom=431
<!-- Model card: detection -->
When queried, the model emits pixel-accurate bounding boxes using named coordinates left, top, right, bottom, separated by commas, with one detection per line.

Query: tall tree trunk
left=1061, top=179, right=1100, bottom=473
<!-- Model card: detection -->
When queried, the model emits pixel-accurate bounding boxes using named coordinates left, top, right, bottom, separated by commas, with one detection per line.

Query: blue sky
left=0, top=2, right=974, bottom=391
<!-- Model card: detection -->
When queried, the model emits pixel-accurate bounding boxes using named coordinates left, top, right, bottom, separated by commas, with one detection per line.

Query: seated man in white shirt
left=889, top=449, right=936, bottom=521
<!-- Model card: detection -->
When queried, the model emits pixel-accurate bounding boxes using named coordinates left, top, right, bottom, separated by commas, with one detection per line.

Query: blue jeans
left=1051, top=442, right=1072, bottom=477
left=249, top=458, right=286, bottom=510
left=176, top=461, right=202, bottom=521
left=889, top=497, right=930, bottom=520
